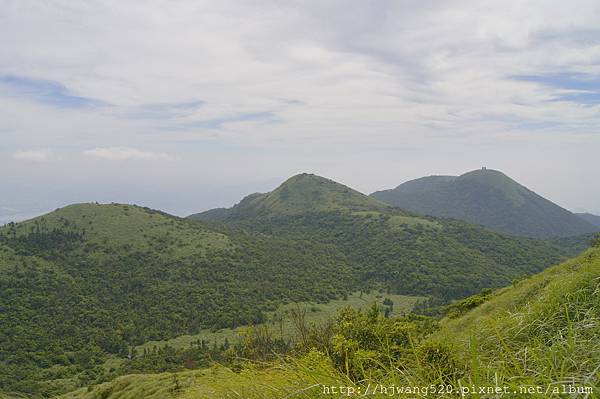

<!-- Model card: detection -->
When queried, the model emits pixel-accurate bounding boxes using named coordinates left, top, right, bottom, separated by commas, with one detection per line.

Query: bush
left=416, top=340, right=464, bottom=382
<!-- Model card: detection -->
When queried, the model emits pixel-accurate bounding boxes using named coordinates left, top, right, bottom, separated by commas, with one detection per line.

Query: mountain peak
left=461, top=167, right=506, bottom=177
left=459, top=168, right=515, bottom=183
left=244, top=173, right=388, bottom=215
left=277, top=172, right=332, bottom=188
left=371, top=169, right=598, bottom=238
left=189, top=174, right=389, bottom=221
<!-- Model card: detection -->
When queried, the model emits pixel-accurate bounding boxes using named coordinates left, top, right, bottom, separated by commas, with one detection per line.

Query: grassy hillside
left=190, top=173, right=577, bottom=301
left=372, top=168, right=599, bottom=238
left=61, top=238, right=600, bottom=399
left=0, top=203, right=357, bottom=397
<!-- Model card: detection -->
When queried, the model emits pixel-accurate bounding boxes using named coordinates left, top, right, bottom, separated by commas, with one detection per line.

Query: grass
left=134, top=291, right=423, bottom=352
left=6, top=203, right=232, bottom=257
left=58, top=356, right=345, bottom=399
left=58, top=371, right=200, bottom=399
left=387, top=215, right=441, bottom=230
left=434, top=245, right=600, bottom=395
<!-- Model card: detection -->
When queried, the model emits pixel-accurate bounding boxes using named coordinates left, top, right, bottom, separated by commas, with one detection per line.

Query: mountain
left=189, top=173, right=389, bottom=221
left=3, top=176, right=592, bottom=397
left=0, top=203, right=356, bottom=396
left=576, top=212, right=600, bottom=228
left=371, top=168, right=599, bottom=238
left=190, top=173, right=577, bottom=301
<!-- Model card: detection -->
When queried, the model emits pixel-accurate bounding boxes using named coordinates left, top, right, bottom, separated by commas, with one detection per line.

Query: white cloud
left=83, top=147, right=174, bottom=161
left=0, top=1, right=599, bottom=214
left=13, top=149, right=52, bottom=162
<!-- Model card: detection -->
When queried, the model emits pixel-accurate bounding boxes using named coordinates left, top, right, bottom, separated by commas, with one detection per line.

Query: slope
left=431, top=236, right=600, bottom=393
left=189, top=173, right=574, bottom=301
left=0, top=203, right=355, bottom=397
left=577, top=212, right=600, bottom=228
left=371, top=168, right=598, bottom=238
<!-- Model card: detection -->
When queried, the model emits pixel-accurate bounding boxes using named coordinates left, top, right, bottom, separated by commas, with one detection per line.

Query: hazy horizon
left=2, top=167, right=598, bottom=224
left=2, top=1, right=599, bottom=222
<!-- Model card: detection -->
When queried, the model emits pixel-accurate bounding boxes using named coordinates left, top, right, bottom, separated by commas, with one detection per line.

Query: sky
left=1, top=0, right=600, bottom=223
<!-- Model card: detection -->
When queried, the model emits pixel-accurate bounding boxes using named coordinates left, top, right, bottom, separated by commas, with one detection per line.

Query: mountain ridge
left=188, top=172, right=577, bottom=301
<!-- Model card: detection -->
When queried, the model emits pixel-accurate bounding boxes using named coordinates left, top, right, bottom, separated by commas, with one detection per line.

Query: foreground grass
left=59, top=371, right=197, bottom=399
left=59, top=356, right=346, bottom=399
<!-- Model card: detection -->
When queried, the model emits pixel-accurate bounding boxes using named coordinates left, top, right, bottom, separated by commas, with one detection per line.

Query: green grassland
left=60, top=240, right=600, bottom=399
left=135, top=292, right=423, bottom=352
left=6, top=203, right=232, bottom=258
left=57, top=291, right=423, bottom=399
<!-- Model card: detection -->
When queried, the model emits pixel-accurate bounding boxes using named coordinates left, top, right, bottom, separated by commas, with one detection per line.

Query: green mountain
left=2, top=175, right=593, bottom=398
left=189, top=173, right=390, bottom=221
left=576, top=212, right=600, bottom=228
left=371, top=168, right=599, bottom=238
left=190, top=173, right=577, bottom=301
left=0, top=203, right=356, bottom=397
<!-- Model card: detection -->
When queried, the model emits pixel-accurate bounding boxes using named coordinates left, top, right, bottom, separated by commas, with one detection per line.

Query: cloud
left=0, top=1, right=599, bottom=215
left=126, top=100, right=204, bottom=120
left=512, top=72, right=600, bottom=104
left=83, top=147, right=174, bottom=161
left=0, top=75, right=105, bottom=108
left=174, top=111, right=280, bottom=130
left=13, top=149, right=52, bottom=162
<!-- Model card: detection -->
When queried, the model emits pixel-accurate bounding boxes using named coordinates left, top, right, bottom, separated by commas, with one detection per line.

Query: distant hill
left=0, top=203, right=356, bottom=396
left=371, top=168, right=599, bottom=238
left=189, top=173, right=389, bottom=221
left=190, top=173, right=575, bottom=301
left=576, top=212, right=600, bottom=228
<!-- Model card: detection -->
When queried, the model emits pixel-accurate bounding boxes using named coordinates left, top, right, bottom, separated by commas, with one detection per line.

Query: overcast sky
left=1, top=0, right=599, bottom=223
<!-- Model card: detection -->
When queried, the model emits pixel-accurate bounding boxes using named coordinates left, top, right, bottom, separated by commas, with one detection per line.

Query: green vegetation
left=371, top=168, right=599, bottom=238
left=61, top=239, right=600, bottom=398
left=134, top=292, right=422, bottom=353
left=189, top=173, right=391, bottom=221
left=2, top=174, right=595, bottom=398
left=191, top=173, right=578, bottom=300
left=0, top=203, right=356, bottom=397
